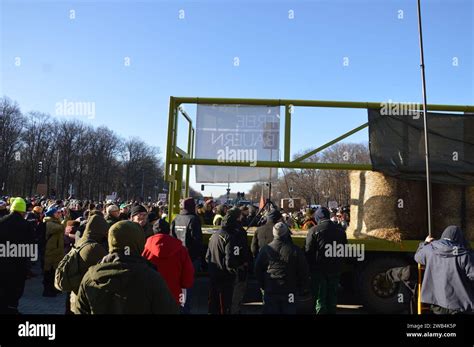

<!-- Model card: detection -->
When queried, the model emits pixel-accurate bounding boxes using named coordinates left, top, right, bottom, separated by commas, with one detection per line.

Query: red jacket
left=142, top=233, right=195, bottom=305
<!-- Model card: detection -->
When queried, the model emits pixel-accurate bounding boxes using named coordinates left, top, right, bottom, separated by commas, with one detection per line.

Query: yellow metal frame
left=165, top=96, right=474, bottom=218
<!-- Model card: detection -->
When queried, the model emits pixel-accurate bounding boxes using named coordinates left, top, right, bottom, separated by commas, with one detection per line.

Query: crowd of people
left=0, top=194, right=472, bottom=315
left=199, top=198, right=350, bottom=232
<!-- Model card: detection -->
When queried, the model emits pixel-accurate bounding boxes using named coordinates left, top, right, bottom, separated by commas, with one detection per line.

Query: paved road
left=18, top=264, right=66, bottom=315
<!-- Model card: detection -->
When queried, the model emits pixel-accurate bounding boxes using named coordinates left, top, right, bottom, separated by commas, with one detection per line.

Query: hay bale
left=348, top=172, right=474, bottom=242
left=347, top=171, right=427, bottom=241
left=431, top=184, right=463, bottom=239
left=432, top=185, right=474, bottom=242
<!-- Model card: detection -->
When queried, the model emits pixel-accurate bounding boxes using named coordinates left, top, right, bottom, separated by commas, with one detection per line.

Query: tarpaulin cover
left=368, top=109, right=474, bottom=185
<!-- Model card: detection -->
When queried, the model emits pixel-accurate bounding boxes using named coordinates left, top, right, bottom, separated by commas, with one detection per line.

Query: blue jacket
left=415, top=226, right=474, bottom=312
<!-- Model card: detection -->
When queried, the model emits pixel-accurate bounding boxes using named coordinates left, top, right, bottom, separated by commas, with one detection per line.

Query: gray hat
left=273, top=222, right=290, bottom=239
left=106, top=205, right=119, bottom=215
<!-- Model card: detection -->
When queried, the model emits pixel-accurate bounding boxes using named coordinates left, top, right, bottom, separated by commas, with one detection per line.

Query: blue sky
left=1, top=0, right=473, bottom=197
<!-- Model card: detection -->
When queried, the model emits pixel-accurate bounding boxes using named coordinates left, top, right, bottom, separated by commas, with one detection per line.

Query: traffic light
left=38, top=161, right=43, bottom=173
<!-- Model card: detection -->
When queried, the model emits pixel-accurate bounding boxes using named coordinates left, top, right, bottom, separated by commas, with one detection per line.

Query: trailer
left=165, top=96, right=474, bottom=313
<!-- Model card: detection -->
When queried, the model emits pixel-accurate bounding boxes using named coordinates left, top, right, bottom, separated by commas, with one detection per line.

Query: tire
left=357, top=256, right=411, bottom=314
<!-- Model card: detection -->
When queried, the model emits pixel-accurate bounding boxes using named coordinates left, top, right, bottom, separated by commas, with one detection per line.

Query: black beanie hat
left=153, top=218, right=170, bottom=235
left=222, top=207, right=241, bottom=230
left=130, top=204, right=147, bottom=217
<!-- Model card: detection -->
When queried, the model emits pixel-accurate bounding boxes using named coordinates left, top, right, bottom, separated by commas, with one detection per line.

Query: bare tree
left=20, top=112, right=53, bottom=195
left=0, top=97, right=24, bottom=194
left=0, top=96, right=165, bottom=201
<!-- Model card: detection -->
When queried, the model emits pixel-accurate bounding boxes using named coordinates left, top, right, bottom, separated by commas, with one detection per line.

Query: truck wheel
left=357, top=257, right=411, bottom=314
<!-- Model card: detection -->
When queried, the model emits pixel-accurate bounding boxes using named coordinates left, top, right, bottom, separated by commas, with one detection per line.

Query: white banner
left=158, top=193, right=167, bottom=203
left=195, top=104, right=280, bottom=183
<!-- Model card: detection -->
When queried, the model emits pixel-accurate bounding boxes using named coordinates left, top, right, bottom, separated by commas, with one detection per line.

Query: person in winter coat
left=415, top=225, right=474, bottom=314
left=170, top=197, right=202, bottom=313
left=203, top=200, right=215, bottom=225
left=255, top=222, right=309, bottom=314
left=302, top=208, right=317, bottom=230
left=68, top=214, right=109, bottom=314
left=239, top=205, right=250, bottom=227
left=196, top=203, right=206, bottom=226
left=206, top=207, right=244, bottom=314
left=251, top=209, right=283, bottom=259
left=213, top=204, right=226, bottom=226
left=130, top=204, right=154, bottom=240
left=231, top=215, right=252, bottom=314
left=119, top=203, right=131, bottom=221
left=76, top=210, right=90, bottom=239
left=142, top=221, right=194, bottom=307
left=153, top=217, right=170, bottom=235
left=305, top=207, right=347, bottom=314
left=74, top=220, right=178, bottom=314
left=384, top=264, right=418, bottom=314
left=25, top=205, right=42, bottom=230
left=0, top=198, right=34, bottom=314
left=105, top=205, right=121, bottom=228
left=29, top=205, right=44, bottom=245
left=76, top=214, right=109, bottom=268
left=64, top=220, right=80, bottom=254
left=43, top=206, right=65, bottom=297
left=35, top=207, right=48, bottom=271
left=24, top=204, right=41, bottom=278
left=147, top=212, right=160, bottom=226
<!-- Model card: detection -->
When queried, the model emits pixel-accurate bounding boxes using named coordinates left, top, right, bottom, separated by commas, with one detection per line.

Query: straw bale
left=431, top=184, right=463, bottom=239
left=347, top=171, right=427, bottom=241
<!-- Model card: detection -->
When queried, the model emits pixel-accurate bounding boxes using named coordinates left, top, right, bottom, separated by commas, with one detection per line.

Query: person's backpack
left=54, top=239, right=96, bottom=293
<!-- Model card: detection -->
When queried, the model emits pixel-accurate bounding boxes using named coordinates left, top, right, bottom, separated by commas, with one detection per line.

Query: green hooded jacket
left=74, top=221, right=178, bottom=314
left=73, top=215, right=109, bottom=293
